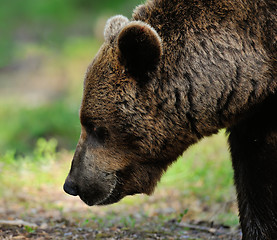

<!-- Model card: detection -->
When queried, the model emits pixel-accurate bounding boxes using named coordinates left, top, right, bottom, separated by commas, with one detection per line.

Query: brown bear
left=63, top=0, right=277, bottom=239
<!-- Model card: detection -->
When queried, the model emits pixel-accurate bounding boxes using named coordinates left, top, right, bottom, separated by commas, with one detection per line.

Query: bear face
left=64, top=16, right=199, bottom=206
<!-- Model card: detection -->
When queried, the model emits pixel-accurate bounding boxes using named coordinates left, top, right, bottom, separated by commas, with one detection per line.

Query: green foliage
left=0, top=100, right=80, bottom=154
left=217, top=212, right=239, bottom=226
left=33, top=138, right=58, bottom=162
left=0, top=138, right=57, bottom=166
left=120, top=215, right=137, bottom=228
left=157, top=131, right=238, bottom=226
left=24, top=225, right=36, bottom=234
left=0, top=150, right=17, bottom=166
left=0, top=0, right=142, bottom=68
left=0, top=138, right=67, bottom=199
left=177, top=209, right=189, bottom=223
left=160, top=130, right=234, bottom=203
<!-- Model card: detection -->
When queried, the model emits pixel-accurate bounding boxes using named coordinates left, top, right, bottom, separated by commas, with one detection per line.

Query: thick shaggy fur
left=64, top=1, right=277, bottom=239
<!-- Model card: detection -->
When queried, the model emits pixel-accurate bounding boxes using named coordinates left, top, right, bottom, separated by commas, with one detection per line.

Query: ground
left=0, top=154, right=241, bottom=240
left=0, top=190, right=241, bottom=239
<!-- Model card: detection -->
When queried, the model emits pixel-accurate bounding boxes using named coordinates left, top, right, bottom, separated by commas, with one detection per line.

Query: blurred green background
left=0, top=0, right=142, bottom=154
left=0, top=0, right=238, bottom=227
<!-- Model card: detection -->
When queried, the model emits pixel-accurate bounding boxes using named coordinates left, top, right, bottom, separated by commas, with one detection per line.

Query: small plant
left=0, top=150, right=16, bottom=165
left=33, top=138, right=57, bottom=162
left=91, top=216, right=106, bottom=229
left=177, top=209, right=189, bottom=223
left=81, top=219, right=90, bottom=227
left=120, top=215, right=137, bottom=228
left=24, top=225, right=36, bottom=234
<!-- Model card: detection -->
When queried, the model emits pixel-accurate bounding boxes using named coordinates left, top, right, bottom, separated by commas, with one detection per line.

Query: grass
left=161, top=130, right=234, bottom=203
left=157, top=130, right=238, bottom=225
left=0, top=139, right=62, bottom=192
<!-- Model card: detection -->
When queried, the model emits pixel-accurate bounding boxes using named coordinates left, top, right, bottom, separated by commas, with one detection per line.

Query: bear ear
left=117, top=21, right=162, bottom=77
left=104, top=15, right=130, bottom=42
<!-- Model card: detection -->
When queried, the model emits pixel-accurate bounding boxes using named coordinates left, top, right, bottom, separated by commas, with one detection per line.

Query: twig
left=0, top=219, right=38, bottom=228
left=179, top=222, right=219, bottom=234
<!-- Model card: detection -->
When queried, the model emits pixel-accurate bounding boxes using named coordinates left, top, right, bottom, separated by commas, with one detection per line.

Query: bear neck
left=134, top=0, right=276, bottom=141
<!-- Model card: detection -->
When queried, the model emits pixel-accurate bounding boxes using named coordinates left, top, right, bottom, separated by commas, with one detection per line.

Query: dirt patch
left=0, top=218, right=241, bottom=240
left=0, top=188, right=241, bottom=239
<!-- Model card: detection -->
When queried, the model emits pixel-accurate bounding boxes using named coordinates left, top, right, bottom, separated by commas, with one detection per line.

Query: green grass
left=160, top=130, right=234, bottom=203
left=0, top=138, right=60, bottom=191
left=154, top=130, right=238, bottom=226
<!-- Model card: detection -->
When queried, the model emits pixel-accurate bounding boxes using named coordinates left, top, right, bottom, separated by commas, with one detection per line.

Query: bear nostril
left=63, top=181, right=78, bottom=196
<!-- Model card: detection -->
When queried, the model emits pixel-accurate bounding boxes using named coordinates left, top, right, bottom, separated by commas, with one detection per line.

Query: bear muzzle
left=63, top=170, right=122, bottom=206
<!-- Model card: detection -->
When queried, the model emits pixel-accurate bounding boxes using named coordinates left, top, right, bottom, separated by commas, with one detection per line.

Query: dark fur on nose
left=63, top=181, right=78, bottom=196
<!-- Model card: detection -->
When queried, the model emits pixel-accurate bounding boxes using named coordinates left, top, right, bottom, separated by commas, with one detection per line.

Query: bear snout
left=63, top=180, right=78, bottom=196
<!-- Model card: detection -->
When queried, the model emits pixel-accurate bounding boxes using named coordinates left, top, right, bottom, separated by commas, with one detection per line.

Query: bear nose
left=63, top=181, right=78, bottom=196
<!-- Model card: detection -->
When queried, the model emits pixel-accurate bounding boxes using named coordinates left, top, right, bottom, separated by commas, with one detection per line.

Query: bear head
left=63, top=15, right=194, bottom=206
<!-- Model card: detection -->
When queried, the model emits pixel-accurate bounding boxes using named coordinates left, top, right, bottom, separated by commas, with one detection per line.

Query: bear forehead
left=81, top=50, right=137, bottom=126
left=84, top=43, right=129, bottom=86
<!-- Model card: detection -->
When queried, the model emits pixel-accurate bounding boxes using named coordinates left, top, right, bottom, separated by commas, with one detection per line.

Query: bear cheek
left=115, top=161, right=164, bottom=197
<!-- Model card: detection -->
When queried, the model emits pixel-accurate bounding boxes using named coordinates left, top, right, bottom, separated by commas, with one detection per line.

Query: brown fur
left=64, top=0, right=277, bottom=238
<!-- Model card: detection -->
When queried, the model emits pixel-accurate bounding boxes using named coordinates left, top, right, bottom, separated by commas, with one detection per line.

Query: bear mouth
left=78, top=178, right=122, bottom=206
left=77, top=170, right=143, bottom=206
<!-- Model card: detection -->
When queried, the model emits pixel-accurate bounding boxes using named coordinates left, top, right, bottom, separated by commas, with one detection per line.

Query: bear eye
left=94, top=127, right=109, bottom=144
left=82, top=121, right=95, bottom=133
left=85, top=125, right=109, bottom=144
left=80, top=118, right=109, bottom=144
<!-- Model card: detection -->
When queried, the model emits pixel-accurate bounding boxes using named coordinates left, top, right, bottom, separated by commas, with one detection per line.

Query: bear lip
left=78, top=178, right=119, bottom=206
